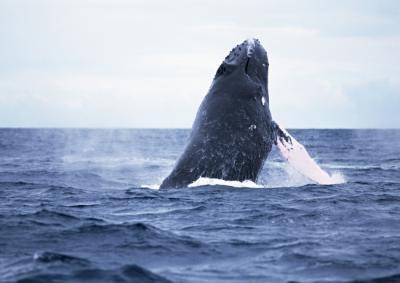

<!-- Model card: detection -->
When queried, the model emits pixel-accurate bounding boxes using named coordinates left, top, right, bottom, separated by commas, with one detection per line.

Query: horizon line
left=1, top=126, right=399, bottom=130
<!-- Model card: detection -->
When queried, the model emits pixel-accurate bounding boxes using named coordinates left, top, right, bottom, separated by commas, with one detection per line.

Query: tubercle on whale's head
left=213, top=38, right=269, bottom=96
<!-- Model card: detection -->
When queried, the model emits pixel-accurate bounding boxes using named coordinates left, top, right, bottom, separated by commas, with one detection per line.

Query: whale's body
left=160, top=39, right=276, bottom=189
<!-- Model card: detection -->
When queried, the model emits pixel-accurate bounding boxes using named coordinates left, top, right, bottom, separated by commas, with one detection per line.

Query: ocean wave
left=0, top=181, right=39, bottom=187
left=110, top=205, right=207, bottom=218
left=0, top=169, right=127, bottom=190
left=348, top=272, right=400, bottom=283
left=67, top=222, right=200, bottom=244
left=33, top=251, right=90, bottom=266
left=1, top=129, right=400, bottom=283
left=0, top=179, right=84, bottom=194
left=125, top=188, right=162, bottom=197
left=14, top=264, right=172, bottom=283
left=61, top=202, right=102, bottom=208
left=72, top=222, right=159, bottom=238
left=56, top=222, right=206, bottom=253
left=61, top=155, right=175, bottom=168
left=4, top=209, right=105, bottom=228
left=323, top=163, right=400, bottom=171
left=30, top=209, right=81, bottom=220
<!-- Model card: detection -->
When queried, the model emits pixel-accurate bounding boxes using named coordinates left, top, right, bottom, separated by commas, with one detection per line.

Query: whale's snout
left=212, top=38, right=269, bottom=105
left=223, top=41, right=248, bottom=66
left=218, top=38, right=269, bottom=84
left=223, top=38, right=262, bottom=65
left=245, top=38, right=259, bottom=57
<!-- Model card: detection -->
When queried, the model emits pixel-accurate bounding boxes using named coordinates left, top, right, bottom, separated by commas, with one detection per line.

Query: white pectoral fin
left=273, top=122, right=336, bottom=185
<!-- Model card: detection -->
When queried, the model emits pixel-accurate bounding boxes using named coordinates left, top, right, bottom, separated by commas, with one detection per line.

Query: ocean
left=0, top=128, right=399, bottom=283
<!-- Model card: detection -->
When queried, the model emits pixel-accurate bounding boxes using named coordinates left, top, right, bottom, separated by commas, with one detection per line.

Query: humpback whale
left=160, top=39, right=335, bottom=189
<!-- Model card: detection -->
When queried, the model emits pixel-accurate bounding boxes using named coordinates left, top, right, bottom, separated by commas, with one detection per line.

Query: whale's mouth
left=244, top=58, right=250, bottom=74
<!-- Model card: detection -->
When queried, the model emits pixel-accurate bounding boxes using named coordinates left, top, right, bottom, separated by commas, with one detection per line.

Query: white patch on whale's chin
left=261, top=96, right=266, bottom=106
left=246, top=38, right=256, bottom=57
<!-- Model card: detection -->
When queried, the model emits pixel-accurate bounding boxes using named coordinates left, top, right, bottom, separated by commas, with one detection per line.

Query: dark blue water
left=1, top=129, right=399, bottom=283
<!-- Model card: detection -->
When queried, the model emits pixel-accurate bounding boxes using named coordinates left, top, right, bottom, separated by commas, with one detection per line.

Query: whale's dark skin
left=160, top=39, right=278, bottom=189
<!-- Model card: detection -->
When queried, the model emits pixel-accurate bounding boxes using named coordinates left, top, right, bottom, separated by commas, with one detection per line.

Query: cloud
left=0, top=0, right=399, bottom=128
left=341, top=80, right=400, bottom=128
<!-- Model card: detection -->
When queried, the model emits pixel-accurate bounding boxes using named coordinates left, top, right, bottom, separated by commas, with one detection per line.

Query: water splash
left=141, top=184, right=160, bottom=190
left=189, top=177, right=262, bottom=188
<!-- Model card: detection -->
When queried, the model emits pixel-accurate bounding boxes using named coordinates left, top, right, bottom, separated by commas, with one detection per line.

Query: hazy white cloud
left=0, top=0, right=399, bottom=128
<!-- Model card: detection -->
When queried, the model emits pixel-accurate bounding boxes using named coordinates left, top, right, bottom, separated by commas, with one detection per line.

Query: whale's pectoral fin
left=272, top=121, right=335, bottom=185
left=272, top=121, right=292, bottom=147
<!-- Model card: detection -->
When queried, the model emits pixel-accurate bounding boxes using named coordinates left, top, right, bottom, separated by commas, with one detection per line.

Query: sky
left=0, top=0, right=399, bottom=128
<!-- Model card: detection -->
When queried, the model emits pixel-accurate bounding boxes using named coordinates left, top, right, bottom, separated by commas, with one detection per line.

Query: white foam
left=262, top=96, right=266, bottom=106
left=329, top=172, right=346, bottom=184
left=189, top=177, right=263, bottom=188
left=141, top=170, right=345, bottom=191
left=140, top=184, right=160, bottom=190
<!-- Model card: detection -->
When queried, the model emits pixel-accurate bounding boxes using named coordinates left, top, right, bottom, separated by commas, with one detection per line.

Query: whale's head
left=213, top=38, right=269, bottom=104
